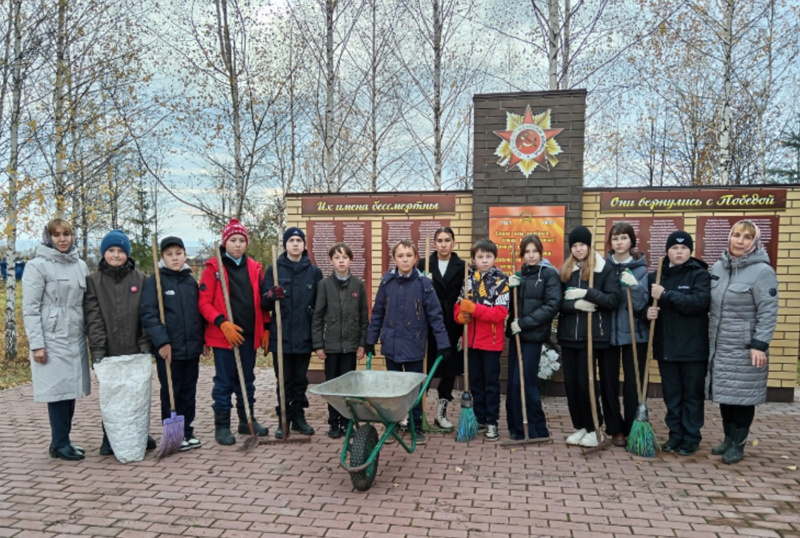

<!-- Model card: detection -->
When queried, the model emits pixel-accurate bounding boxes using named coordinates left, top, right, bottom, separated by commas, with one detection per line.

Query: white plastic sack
left=94, top=353, right=152, bottom=463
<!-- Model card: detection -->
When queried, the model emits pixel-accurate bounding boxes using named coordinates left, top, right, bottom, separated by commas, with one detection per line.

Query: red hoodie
left=454, top=266, right=509, bottom=352
left=198, top=257, right=264, bottom=350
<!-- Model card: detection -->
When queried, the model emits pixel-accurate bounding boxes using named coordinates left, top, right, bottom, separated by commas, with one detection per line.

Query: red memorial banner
left=488, top=206, right=565, bottom=275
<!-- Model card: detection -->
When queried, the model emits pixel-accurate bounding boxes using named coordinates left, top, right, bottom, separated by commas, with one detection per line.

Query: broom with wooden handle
left=456, top=261, right=478, bottom=442
left=152, top=235, right=185, bottom=459
left=627, top=262, right=662, bottom=457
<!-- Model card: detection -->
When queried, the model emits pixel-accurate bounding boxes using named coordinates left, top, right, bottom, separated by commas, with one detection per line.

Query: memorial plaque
left=489, top=206, right=565, bottom=275
left=306, top=220, right=372, bottom=296
left=381, top=220, right=450, bottom=273
left=605, top=217, right=685, bottom=273
left=696, top=216, right=778, bottom=270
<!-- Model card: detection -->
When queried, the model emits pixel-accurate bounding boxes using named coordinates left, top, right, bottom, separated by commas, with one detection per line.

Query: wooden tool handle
left=272, top=245, right=288, bottom=440
left=462, top=260, right=469, bottom=392
left=152, top=235, right=176, bottom=412
left=642, top=261, right=663, bottom=402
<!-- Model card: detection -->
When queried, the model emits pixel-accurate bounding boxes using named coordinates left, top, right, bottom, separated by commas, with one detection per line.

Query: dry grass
left=0, top=283, right=32, bottom=390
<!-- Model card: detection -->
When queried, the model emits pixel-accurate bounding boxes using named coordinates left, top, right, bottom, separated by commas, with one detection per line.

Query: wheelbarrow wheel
left=349, top=424, right=379, bottom=491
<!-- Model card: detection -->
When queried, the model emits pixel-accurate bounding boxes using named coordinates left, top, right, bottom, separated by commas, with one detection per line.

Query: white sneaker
left=185, top=436, right=201, bottom=449
left=566, top=428, right=588, bottom=445
left=484, top=424, right=499, bottom=441
left=579, top=431, right=604, bottom=447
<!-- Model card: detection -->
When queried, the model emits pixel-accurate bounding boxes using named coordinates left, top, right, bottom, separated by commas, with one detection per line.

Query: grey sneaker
left=484, top=424, right=499, bottom=441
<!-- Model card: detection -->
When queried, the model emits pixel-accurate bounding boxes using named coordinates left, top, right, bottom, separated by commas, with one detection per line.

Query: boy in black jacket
left=646, top=231, right=710, bottom=456
left=141, top=236, right=205, bottom=450
left=262, top=227, right=323, bottom=438
left=312, top=243, right=369, bottom=438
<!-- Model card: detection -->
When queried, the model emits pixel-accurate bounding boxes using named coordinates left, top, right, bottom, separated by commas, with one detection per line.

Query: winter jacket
left=312, top=273, right=369, bottom=354
left=84, top=259, right=150, bottom=361
left=606, top=252, right=650, bottom=346
left=140, top=263, right=205, bottom=361
left=505, top=260, right=561, bottom=344
left=557, top=253, right=621, bottom=349
left=418, top=252, right=465, bottom=377
left=198, top=255, right=264, bottom=350
left=647, top=256, right=710, bottom=362
left=367, top=268, right=450, bottom=363
left=262, top=252, right=323, bottom=355
left=454, top=265, right=510, bottom=352
left=707, top=247, right=778, bottom=405
left=22, top=244, right=91, bottom=402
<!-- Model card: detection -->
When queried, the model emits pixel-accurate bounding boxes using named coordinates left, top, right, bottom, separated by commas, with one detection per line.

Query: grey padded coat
left=22, top=244, right=91, bottom=402
left=707, top=247, right=779, bottom=406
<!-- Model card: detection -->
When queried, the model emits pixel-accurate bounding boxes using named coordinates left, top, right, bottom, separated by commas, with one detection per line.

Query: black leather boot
left=237, top=406, right=269, bottom=436
left=99, top=431, right=114, bottom=456
left=291, top=411, right=315, bottom=436
left=722, top=425, right=749, bottom=465
left=711, top=420, right=733, bottom=455
left=214, top=409, right=236, bottom=446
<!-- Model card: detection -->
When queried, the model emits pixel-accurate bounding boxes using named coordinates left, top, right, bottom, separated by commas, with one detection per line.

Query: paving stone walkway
left=1, top=366, right=799, bottom=537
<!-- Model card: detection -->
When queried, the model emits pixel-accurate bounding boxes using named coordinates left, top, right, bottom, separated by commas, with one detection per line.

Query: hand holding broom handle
left=151, top=236, right=176, bottom=414
left=272, top=245, right=288, bottom=442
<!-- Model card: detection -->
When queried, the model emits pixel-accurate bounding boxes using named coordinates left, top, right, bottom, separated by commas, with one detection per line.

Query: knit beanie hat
left=665, top=231, right=693, bottom=253
left=100, top=230, right=131, bottom=257
left=222, top=219, right=249, bottom=246
left=283, top=227, right=306, bottom=248
left=568, top=226, right=592, bottom=249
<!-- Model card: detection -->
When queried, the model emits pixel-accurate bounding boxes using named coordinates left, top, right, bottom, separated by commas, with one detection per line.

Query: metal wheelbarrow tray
left=309, top=354, right=443, bottom=491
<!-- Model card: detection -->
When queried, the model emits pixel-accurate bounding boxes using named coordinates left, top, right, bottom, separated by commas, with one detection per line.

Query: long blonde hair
left=559, top=251, right=593, bottom=283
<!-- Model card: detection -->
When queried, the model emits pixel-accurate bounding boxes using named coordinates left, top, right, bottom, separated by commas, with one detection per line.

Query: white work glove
left=620, top=269, right=638, bottom=287
left=508, top=274, right=521, bottom=288
left=574, top=299, right=596, bottom=312
left=564, top=287, right=587, bottom=300
left=511, top=319, right=521, bottom=334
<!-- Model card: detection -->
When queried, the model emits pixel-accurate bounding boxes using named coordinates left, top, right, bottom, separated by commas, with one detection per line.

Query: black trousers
left=323, top=352, right=357, bottom=426
left=506, top=340, right=549, bottom=438
left=468, top=349, right=501, bottom=426
left=274, top=352, right=311, bottom=418
left=658, top=359, right=707, bottom=444
left=156, top=357, right=199, bottom=437
left=600, top=343, right=648, bottom=436
left=212, top=336, right=257, bottom=411
left=47, top=399, right=76, bottom=449
left=436, top=376, right=455, bottom=401
left=720, top=403, right=755, bottom=429
left=561, top=346, right=603, bottom=433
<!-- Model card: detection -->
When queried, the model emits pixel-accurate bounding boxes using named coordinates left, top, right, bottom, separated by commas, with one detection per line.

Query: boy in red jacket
left=454, top=239, right=510, bottom=441
left=198, top=219, right=270, bottom=445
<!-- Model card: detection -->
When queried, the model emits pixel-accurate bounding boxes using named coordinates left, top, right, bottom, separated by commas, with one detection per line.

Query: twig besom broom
left=626, top=263, right=662, bottom=457
left=151, top=235, right=185, bottom=460
left=456, top=261, right=478, bottom=442
left=214, top=245, right=260, bottom=452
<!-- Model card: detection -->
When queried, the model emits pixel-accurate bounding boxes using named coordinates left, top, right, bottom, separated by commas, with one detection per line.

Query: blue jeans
left=506, top=341, right=549, bottom=438
left=468, top=349, right=501, bottom=426
left=211, top=336, right=257, bottom=411
left=385, top=358, right=423, bottom=432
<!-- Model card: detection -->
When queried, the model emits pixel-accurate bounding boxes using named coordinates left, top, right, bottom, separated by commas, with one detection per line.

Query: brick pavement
left=1, top=365, right=799, bottom=537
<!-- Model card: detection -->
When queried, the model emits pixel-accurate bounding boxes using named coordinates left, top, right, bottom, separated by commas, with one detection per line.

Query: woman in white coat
left=22, top=218, right=90, bottom=461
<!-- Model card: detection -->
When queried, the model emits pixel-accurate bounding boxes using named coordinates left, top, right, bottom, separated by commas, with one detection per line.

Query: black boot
left=237, top=406, right=269, bottom=436
left=214, top=409, right=236, bottom=446
left=722, top=425, right=749, bottom=465
left=711, top=420, right=733, bottom=456
left=291, top=411, right=315, bottom=436
left=99, top=431, right=114, bottom=456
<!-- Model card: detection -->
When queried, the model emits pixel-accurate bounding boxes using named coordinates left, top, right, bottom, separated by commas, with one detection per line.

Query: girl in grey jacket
left=708, top=220, right=779, bottom=465
left=22, top=219, right=90, bottom=461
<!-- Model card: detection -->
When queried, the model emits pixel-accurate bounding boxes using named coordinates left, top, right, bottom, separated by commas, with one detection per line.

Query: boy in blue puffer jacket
left=141, top=236, right=206, bottom=450
left=366, top=239, right=451, bottom=445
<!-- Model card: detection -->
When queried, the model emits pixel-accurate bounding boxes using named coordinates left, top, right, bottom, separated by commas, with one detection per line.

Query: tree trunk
left=370, top=0, right=378, bottom=192
left=561, top=0, right=570, bottom=89
left=432, top=0, right=443, bottom=190
left=5, top=0, right=22, bottom=361
left=54, top=0, right=68, bottom=215
left=325, top=0, right=336, bottom=193
left=548, top=0, right=559, bottom=90
left=718, top=0, right=734, bottom=185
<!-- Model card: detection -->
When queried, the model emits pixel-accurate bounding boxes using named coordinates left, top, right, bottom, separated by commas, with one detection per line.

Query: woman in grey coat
left=22, top=219, right=90, bottom=461
left=708, top=220, right=779, bottom=464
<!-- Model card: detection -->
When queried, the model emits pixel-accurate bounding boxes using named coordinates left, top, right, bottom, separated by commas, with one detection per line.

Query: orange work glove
left=460, top=298, right=476, bottom=314
left=456, top=311, right=472, bottom=324
left=261, top=330, right=270, bottom=351
left=220, top=321, right=245, bottom=347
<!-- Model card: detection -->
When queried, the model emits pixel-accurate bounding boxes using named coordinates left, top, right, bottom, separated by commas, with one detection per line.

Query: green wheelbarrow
left=309, top=354, right=443, bottom=491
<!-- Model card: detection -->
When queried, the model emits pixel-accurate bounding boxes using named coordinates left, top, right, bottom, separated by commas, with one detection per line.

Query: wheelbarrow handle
left=411, top=354, right=444, bottom=410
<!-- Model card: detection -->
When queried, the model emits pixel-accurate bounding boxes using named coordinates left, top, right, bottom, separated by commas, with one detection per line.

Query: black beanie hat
left=665, top=231, right=693, bottom=253
left=568, top=226, right=592, bottom=249
left=283, top=227, right=306, bottom=248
